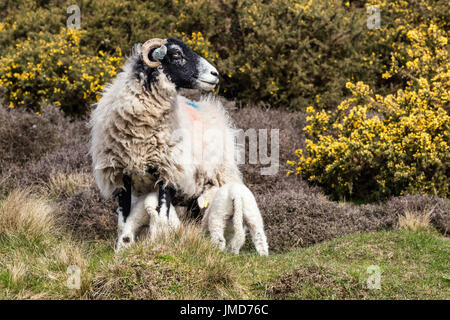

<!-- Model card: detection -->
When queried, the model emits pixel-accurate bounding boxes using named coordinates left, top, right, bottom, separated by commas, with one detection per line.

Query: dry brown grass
left=0, top=189, right=56, bottom=237
left=385, top=195, right=449, bottom=235
left=46, top=171, right=93, bottom=198
left=5, top=260, right=28, bottom=287
left=399, top=209, right=432, bottom=232
left=0, top=187, right=95, bottom=299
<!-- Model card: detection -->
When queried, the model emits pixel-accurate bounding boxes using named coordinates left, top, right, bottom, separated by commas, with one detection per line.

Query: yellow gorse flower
left=0, top=28, right=123, bottom=114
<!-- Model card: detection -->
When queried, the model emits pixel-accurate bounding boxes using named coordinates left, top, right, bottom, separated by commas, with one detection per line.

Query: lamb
left=89, top=38, right=242, bottom=245
left=116, top=190, right=180, bottom=252
left=199, top=182, right=269, bottom=256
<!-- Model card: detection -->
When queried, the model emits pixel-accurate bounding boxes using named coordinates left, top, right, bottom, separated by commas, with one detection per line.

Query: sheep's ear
left=152, top=44, right=167, bottom=61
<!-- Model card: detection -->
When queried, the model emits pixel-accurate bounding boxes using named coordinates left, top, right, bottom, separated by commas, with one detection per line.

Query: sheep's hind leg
left=245, top=211, right=269, bottom=256
left=208, top=217, right=227, bottom=251
left=227, top=227, right=246, bottom=255
left=247, top=224, right=269, bottom=256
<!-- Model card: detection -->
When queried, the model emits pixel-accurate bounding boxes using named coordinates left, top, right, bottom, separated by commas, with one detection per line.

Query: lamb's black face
left=139, top=38, right=219, bottom=91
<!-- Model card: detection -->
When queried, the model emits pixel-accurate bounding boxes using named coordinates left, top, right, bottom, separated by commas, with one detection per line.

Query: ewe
left=199, top=182, right=269, bottom=256
left=89, top=38, right=242, bottom=248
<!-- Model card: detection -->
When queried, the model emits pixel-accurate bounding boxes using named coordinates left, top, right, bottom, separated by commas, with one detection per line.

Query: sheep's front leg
left=117, top=174, right=132, bottom=222
left=116, top=174, right=133, bottom=252
left=116, top=198, right=150, bottom=252
left=116, top=208, right=138, bottom=252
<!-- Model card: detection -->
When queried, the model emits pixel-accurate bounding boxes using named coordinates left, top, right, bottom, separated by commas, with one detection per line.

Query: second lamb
left=199, top=182, right=269, bottom=256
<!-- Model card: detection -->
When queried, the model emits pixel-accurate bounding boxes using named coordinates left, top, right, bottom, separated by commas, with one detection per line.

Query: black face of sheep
left=138, top=38, right=219, bottom=91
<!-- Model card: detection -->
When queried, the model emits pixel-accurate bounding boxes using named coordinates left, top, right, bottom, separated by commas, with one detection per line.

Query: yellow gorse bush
left=289, top=3, right=449, bottom=200
left=2, top=0, right=448, bottom=114
left=0, top=28, right=123, bottom=115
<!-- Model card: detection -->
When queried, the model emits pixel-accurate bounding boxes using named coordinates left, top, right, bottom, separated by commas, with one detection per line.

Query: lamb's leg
left=167, top=204, right=181, bottom=229
left=227, top=198, right=246, bottom=255
left=208, top=214, right=227, bottom=251
left=245, top=212, right=269, bottom=256
left=250, top=229, right=268, bottom=256
left=210, top=233, right=226, bottom=251
left=144, top=193, right=161, bottom=241
left=145, top=191, right=180, bottom=241
left=228, top=230, right=245, bottom=255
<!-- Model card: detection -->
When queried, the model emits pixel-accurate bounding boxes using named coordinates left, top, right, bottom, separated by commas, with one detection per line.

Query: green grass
left=0, top=225, right=448, bottom=299
left=256, top=230, right=450, bottom=299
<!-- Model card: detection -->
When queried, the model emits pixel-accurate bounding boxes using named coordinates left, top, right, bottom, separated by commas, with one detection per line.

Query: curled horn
left=141, top=38, right=168, bottom=68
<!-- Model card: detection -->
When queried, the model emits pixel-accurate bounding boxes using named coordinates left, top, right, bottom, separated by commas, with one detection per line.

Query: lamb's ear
left=197, top=195, right=207, bottom=209
left=152, top=45, right=167, bottom=62
left=198, top=186, right=218, bottom=209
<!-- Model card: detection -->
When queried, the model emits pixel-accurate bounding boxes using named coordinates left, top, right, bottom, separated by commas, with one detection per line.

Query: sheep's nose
left=211, top=70, right=219, bottom=77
